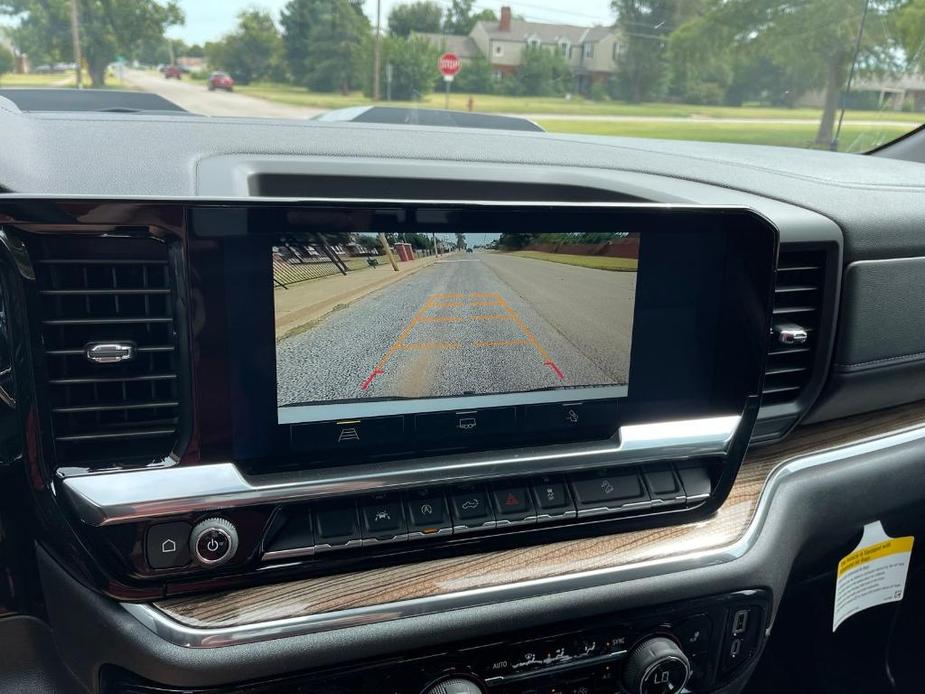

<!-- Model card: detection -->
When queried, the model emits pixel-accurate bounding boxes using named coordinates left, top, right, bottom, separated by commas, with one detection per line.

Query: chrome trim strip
left=60, top=414, right=740, bottom=527
left=122, top=419, right=925, bottom=649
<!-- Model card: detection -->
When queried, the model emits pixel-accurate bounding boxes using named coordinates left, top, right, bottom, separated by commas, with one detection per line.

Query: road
left=276, top=252, right=636, bottom=407
left=122, top=69, right=324, bottom=119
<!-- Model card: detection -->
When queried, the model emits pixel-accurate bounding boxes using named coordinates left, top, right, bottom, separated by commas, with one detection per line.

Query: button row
left=290, top=401, right=619, bottom=453
left=263, top=462, right=713, bottom=559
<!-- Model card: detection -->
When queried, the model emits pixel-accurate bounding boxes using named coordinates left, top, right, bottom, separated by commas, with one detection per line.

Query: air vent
left=32, top=238, right=181, bottom=466
left=761, top=249, right=826, bottom=406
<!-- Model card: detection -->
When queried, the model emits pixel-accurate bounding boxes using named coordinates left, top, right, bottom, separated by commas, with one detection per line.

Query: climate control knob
left=189, top=517, right=238, bottom=568
left=421, top=677, right=485, bottom=694
left=622, top=636, right=691, bottom=694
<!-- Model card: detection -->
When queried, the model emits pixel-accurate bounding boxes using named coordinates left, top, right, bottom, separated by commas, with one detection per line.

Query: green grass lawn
left=236, top=81, right=925, bottom=124
left=535, top=119, right=913, bottom=152
left=511, top=250, right=639, bottom=272
left=0, top=73, right=76, bottom=87
left=0, top=70, right=132, bottom=90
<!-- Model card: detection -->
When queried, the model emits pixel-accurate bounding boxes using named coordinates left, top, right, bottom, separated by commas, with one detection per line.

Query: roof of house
left=474, top=19, right=616, bottom=44
left=415, top=33, right=481, bottom=59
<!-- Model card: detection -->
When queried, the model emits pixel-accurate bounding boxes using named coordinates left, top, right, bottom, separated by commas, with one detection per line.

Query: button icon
left=160, top=539, right=177, bottom=554
left=337, top=427, right=360, bottom=442
left=566, top=408, right=580, bottom=423
left=206, top=537, right=220, bottom=553
left=461, top=498, right=480, bottom=510
left=420, top=503, right=434, bottom=516
left=504, top=492, right=521, bottom=507
left=545, top=487, right=556, bottom=501
left=600, top=479, right=615, bottom=495
left=374, top=509, right=391, bottom=522
left=457, top=416, right=477, bottom=431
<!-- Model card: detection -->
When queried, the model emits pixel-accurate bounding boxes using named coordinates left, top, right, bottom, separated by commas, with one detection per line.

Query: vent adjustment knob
left=190, top=517, right=238, bottom=568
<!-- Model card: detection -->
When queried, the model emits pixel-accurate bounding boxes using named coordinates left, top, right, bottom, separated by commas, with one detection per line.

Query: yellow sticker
left=833, top=521, right=914, bottom=631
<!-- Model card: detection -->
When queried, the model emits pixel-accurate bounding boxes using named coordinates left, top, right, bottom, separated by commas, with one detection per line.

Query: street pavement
left=276, top=251, right=636, bottom=406
left=122, top=69, right=324, bottom=119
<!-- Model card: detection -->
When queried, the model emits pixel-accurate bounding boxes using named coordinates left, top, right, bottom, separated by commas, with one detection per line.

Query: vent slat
left=762, top=249, right=826, bottom=407
left=55, top=429, right=176, bottom=443
left=772, top=306, right=817, bottom=315
left=43, top=317, right=174, bottom=326
left=45, top=345, right=175, bottom=356
left=40, top=288, right=170, bottom=296
left=53, top=401, right=179, bottom=414
left=49, top=373, right=177, bottom=385
left=32, top=238, right=181, bottom=466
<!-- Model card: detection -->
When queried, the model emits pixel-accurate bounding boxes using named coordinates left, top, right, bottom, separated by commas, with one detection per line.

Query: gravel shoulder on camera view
left=276, top=252, right=636, bottom=406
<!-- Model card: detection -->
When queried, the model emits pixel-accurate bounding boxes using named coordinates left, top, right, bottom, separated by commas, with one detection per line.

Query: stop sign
left=438, top=53, right=461, bottom=78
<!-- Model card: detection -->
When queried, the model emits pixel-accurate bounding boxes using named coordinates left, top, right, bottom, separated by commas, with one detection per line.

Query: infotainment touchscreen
left=274, top=232, right=640, bottom=423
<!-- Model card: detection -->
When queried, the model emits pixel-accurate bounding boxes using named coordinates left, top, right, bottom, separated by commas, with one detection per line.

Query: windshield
left=1, top=0, right=923, bottom=152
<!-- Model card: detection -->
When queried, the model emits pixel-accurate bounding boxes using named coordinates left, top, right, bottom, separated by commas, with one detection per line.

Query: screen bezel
left=186, top=201, right=778, bottom=467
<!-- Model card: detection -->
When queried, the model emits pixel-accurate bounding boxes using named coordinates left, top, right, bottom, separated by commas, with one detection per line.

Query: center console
left=104, top=590, right=770, bottom=694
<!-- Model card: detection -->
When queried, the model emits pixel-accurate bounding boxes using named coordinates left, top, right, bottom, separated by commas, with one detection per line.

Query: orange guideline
left=360, top=291, right=564, bottom=390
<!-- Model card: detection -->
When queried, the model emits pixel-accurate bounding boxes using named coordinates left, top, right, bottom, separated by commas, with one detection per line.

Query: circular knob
left=421, top=677, right=485, bottom=694
left=622, top=636, right=691, bottom=694
left=189, top=517, right=238, bottom=568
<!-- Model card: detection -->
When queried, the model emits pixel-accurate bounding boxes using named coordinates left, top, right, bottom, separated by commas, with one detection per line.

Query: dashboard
left=1, top=100, right=925, bottom=694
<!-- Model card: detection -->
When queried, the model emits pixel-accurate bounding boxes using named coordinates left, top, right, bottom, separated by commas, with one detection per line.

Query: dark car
left=163, top=65, right=182, bottom=79
left=207, top=71, right=234, bottom=92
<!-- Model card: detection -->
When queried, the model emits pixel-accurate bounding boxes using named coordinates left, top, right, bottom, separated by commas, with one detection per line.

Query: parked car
left=163, top=65, right=182, bottom=79
left=207, top=71, right=234, bottom=92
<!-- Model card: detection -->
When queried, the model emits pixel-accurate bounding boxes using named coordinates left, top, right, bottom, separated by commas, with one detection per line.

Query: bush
left=453, top=53, right=494, bottom=94
left=683, top=81, right=725, bottom=105
left=588, top=83, right=609, bottom=102
left=504, top=45, right=570, bottom=97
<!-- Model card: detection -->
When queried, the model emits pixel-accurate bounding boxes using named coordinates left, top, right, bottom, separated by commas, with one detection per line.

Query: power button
left=190, top=518, right=239, bottom=568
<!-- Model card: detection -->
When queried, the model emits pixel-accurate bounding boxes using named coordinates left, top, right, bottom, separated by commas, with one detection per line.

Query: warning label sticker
left=833, top=521, right=914, bottom=632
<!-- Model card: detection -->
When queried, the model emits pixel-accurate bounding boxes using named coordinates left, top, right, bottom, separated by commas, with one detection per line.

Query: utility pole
left=378, top=233, right=398, bottom=271
left=69, top=0, right=83, bottom=89
left=373, top=0, right=381, bottom=100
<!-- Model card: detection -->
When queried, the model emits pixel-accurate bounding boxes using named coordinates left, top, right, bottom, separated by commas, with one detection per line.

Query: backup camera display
left=274, top=232, right=639, bottom=420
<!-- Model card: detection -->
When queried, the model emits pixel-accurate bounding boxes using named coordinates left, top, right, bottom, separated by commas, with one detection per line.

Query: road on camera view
left=276, top=251, right=636, bottom=407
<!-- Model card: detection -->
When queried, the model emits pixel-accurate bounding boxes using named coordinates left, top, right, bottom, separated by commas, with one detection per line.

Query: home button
left=145, top=521, right=192, bottom=570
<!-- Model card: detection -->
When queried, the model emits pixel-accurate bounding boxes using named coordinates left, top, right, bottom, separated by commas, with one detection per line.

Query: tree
left=498, top=232, right=536, bottom=249
left=454, top=53, right=494, bottom=93
left=388, top=1, right=442, bottom=37
left=504, top=45, right=570, bottom=96
left=611, top=0, right=698, bottom=103
left=668, top=0, right=902, bottom=146
left=280, top=0, right=326, bottom=86
left=442, top=0, right=494, bottom=34
left=455, top=232, right=466, bottom=250
left=304, top=0, right=371, bottom=92
left=384, top=34, right=439, bottom=99
left=206, top=10, right=282, bottom=84
left=0, top=44, right=13, bottom=86
left=897, top=0, right=925, bottom=69
left=2, top=0, right=183, bottom=86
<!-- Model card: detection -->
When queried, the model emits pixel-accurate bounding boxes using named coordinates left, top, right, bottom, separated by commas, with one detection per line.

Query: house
left=422, top=6, right=623, bottom=94
left=414, top=33, right=481, bottom=63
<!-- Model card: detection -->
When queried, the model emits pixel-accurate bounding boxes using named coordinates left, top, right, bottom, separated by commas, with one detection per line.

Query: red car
left=207, top=71, right=234, bottom=92
left=163, top=65, right=182, bottom=79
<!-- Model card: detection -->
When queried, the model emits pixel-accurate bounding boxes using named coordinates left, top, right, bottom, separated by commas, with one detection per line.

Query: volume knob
left=622, top=636, right=690, bottom=694
left=190, top=517, right=238, bottom=568
left=421, top=677, right=485, bottom=694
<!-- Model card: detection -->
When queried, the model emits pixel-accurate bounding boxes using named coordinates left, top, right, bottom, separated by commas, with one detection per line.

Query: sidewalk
left=275, top=256, right=437, bottom=338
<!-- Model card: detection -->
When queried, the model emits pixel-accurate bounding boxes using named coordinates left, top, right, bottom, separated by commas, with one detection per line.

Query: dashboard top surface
left=0, top=105, right=920, bottom=262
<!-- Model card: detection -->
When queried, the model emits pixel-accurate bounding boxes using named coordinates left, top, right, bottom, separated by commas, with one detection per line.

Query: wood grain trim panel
left=156, top=402, right=925, bottom=629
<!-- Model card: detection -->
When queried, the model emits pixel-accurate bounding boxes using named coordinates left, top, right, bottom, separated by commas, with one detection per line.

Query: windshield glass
left=1, top=0, right=922, bottom=152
